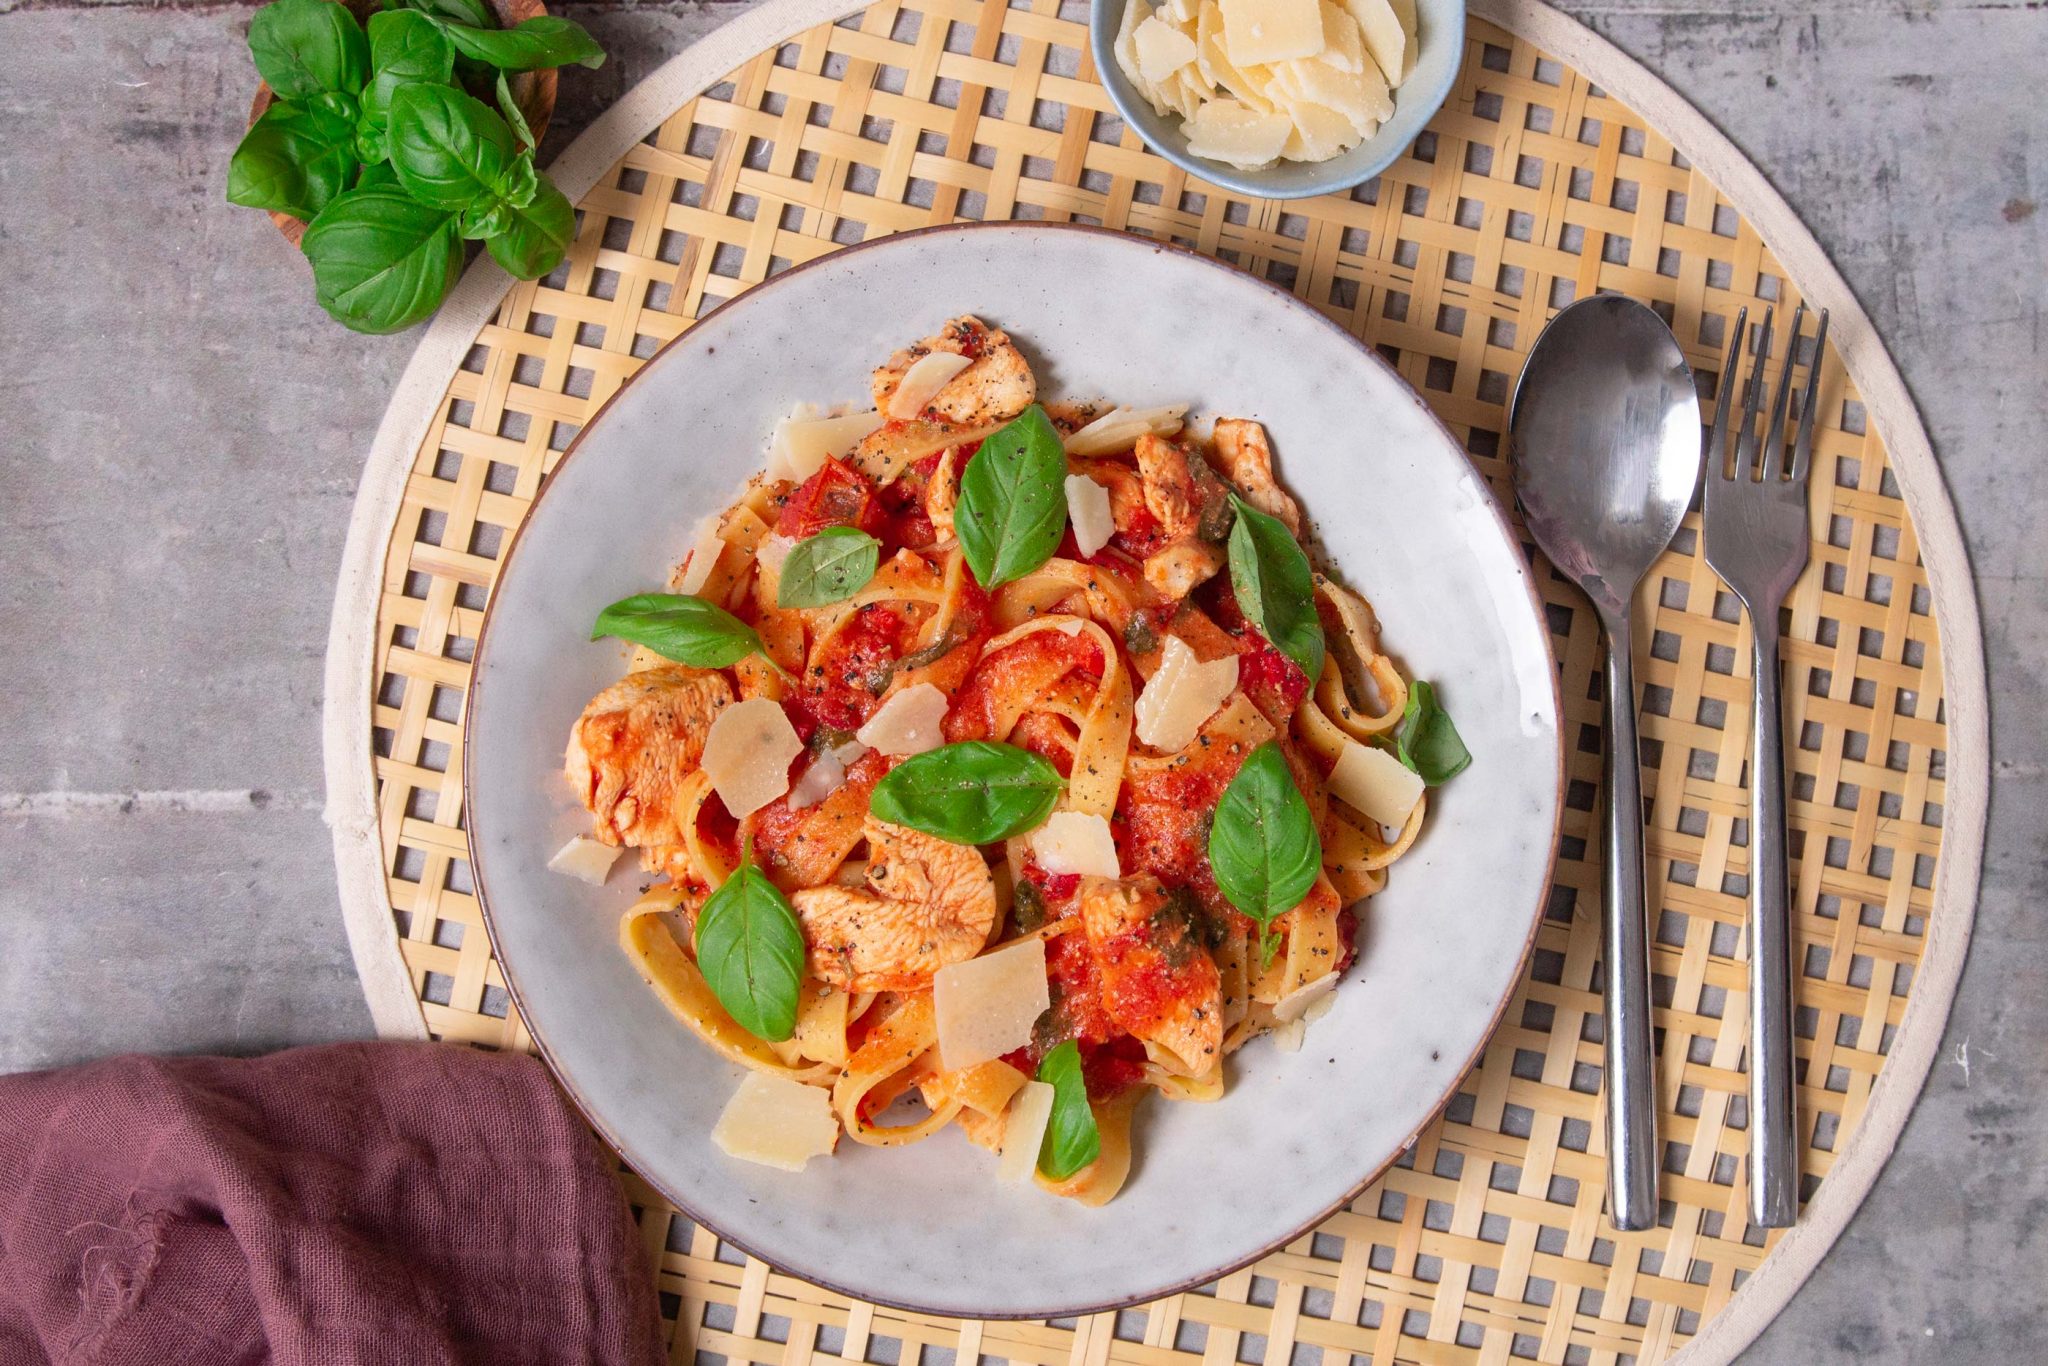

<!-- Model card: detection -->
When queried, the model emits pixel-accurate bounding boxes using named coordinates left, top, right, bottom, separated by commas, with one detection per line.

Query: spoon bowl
left=1509, top=294, right=1700, bottom=1232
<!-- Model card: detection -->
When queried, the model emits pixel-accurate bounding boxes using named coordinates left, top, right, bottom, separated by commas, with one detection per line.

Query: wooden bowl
left=246, top=0, right=559, bottom=248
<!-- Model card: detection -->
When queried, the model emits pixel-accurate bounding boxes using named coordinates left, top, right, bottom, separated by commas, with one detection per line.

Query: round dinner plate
left=465, top=222, right=1563, bottom=1319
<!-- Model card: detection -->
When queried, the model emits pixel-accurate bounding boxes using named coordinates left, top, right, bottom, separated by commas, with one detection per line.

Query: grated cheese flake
left=1271, top=968, right=1339, bottom=1023
left=1219, top=0, right=1324, bottom=66
left=1063, top=403, right=1188, bottom=456
left=701, top=697, right=803, bottom=818
left=711, top=1072, right=840, bottom=1171
left=675, top=514, right=724, bottom=595
left=886, top=352, right=975, bottom=420
left=547, top=834, right=621, bottom=886
left=856, top=683, right=950, bottom=756
left=935, top=938, right=1051, bottom=1072
left=787, top=749, right=848, bottom=810
left=1027, top=812, right=1121, bottom=879
left=768, top=409, right=885, bottom=482
left=1134, top=13, right=1201, bottom=82
left=1182, top=98, right=1295, bottom=169
left=755, top=533, right=797, bottom=574
left=996, top=1080, right=1057, bottom=1183
left=1065, top=475, right=1115, bottom=558
left=1328, top=738, right=1425, bottom=826
left=1134, top=635, right=1241, bottom=751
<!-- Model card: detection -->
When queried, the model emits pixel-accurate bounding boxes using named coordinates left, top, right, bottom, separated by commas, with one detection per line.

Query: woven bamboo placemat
left=319, top=0, right=1987, bottom=1359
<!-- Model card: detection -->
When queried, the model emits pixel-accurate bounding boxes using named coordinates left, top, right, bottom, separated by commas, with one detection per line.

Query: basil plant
left=227, top=0, right=605, bottom=334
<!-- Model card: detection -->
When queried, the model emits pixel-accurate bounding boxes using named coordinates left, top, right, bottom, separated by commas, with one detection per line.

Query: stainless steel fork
left=1701, top=301, right=1829, bottom=1229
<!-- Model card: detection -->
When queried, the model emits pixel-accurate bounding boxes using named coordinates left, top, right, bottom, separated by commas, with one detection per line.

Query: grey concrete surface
left=0, top=0, right=2041, bottom=1358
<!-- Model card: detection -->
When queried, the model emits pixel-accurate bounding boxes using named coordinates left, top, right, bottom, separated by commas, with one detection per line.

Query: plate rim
left=462, top=218, right=1564, bottom=1320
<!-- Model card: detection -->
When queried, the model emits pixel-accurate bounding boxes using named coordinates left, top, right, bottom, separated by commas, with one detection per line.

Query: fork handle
left=1599, top=607, right=1659, bottom=1232
left=1747, top=618, right=1800, bottom=1227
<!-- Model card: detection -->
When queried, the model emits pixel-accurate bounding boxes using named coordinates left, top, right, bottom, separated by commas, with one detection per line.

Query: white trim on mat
left=320, top=0, right=1989, bottom=1358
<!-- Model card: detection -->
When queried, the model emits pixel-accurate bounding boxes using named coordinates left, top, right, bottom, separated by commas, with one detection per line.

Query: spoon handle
left=1600, top=610, right=1660, bottom=1231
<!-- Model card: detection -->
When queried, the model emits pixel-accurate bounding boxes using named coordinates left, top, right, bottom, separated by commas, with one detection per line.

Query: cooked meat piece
left=1212, top=418, right=1301, bottom=535
left=1077, top=874, right=1224, bottom=1076
left=870, top=315, right=1037, bottom=428
left=791, top=817, right=998, bottom=990
left=565, top=664, right=734, bottom=850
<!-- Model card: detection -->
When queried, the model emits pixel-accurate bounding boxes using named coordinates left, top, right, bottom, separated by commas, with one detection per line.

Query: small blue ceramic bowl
left=1089, top=0, right=1467, bottom=200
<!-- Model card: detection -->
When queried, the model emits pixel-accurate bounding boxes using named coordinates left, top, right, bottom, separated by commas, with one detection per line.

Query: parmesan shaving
left=1271, top=968, right=1338, bottom=1023
left=1063, top=403, right=1188, bottom=455
left=787, top=749, right=847, bottom=810
left=832, top=739, right=872, bottom=765
left=756, top=532, right=797, bottom=574
left=768, top=409, right=884, bottom=482
left=996, top=1080, right=1056, bottom=1183
left=711, top=1073, right=840, bottom=1171
left=675, top=514, right=724, bottom=595
left=856, top=683, right=950, bottom=756
left=701, top=697, right=803, bottom=818
left=886, top=351, right=975, bottom=420
left=1134, top=635, right=1241, bottom=751
left=1328, top=738, right=1425, bottom=826
left=1027, top=812, right=1121, bottom=879
left=546, top=834, right=621, bottom=886
left=1065, top=475, right=1115, bottom=558
left=1114, top=0, right=1419, bottom=170
left=934, top=939, right=1051, bottom=1071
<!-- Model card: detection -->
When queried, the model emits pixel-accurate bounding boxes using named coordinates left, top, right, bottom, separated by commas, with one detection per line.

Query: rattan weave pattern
left=362, top=2, right=1946, bottom=1360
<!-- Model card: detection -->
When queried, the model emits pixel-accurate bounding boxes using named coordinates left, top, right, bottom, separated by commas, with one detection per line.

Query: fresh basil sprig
left=590, top=592, right=787, bottom=678
left=869, top=741, right=1064, bottom=844
left=434, top=15, right=608, bottom=71
left=778, top=527, right=881, bottom=609
left=955, top=405, right=1068, bottom=589
left=1208, top=740, right=1321, bottom=967
left=1394, top=679, right=1471, bottom=785
left=1035, top=1041, right=1101, bottom=1180
left=301, top=187, right=464, bottom=334
left=229, top=0, right=602, bottom=332
left=694, top=842, right=806, bottom=1041
left=357, top=10, right=455, bottom=164
left=1226, top=495, right=1325, bottom=685
left=249, top=0, right=369, bottom=101
left=228, top=99, right=362, bottom=221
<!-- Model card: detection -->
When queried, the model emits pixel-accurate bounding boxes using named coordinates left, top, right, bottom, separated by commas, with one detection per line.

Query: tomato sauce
left=794, top=603, right=910, bottom=731
left=875, top=452, right=941, bottom=549
left=943, top=629, right=1104, bottom=742
left=775, top=457, right=887, bottom=540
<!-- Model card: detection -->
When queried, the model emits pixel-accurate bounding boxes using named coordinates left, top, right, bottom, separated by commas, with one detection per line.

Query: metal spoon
left=1508, top=296, right=1702, bottom=1233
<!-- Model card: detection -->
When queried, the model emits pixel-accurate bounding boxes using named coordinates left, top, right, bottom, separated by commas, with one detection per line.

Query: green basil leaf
left=591, top=592, right=772, bottom=670
left=355, top=158, right=400, bottom=189
left=301, top=185, right=463, bottom=333
left=1035, top=1041, right=1100, bottom=1180
left=694, top=848, right=805, bottom=1042
left=483, top=173, right=575, bottom=277
left=1226, top=494, right=1324, bottom=684
left=401, top=0, right=495, bottom=30
left=955, top=404, right=1068, bottom=589
left=435, top=15, right=606, bottom=71
left=778, top=527, right=881, bottom=609
left=492, top=146, right=541, bottom=207
left=495, top=70, right=536, bottom=149
left=358, top=9, right=455, bottom=161
left=1395, top=679, right=1471, bottom=786
left=869, top=741, right=1064, bottom=844
left=227, top=100, right=359, bottom=220
left=1208, top=740, right=1321, bottom=956
left=248, top=0, right=370, bottom=100
left=387, top=81, right=515, bottom=209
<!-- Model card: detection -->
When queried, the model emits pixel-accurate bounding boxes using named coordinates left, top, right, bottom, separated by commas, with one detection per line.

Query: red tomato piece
left=775, top=457, right=886, bottom=540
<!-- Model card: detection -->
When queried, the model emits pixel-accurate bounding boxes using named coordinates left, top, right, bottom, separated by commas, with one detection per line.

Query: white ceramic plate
left=465, top=223, right=1561, bottom=1319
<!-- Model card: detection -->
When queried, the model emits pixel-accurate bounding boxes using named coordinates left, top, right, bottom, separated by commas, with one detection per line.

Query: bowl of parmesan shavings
left=1092, top=0, right=1465, bottom=199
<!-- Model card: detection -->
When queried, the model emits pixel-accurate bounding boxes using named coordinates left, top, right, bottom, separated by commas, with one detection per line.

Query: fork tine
left=1706, top=305, right=1748, bottom=478
left=1790, top=307, right=1830, bottom=482
left=1764, top=302, right=1804, bottom=479
left=1734, top=307, right=1774, bottom=480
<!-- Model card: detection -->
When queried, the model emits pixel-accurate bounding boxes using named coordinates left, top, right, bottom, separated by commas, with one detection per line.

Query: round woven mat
left=321, top=0, right=1987, bottom=1360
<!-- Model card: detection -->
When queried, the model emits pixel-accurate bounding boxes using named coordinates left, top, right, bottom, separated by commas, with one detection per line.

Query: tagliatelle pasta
left=565, top=314, right=1459, bottom=1202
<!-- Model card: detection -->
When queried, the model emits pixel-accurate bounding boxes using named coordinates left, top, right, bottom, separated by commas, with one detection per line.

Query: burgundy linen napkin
left=0, top=1041, right=663, bottom=1365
